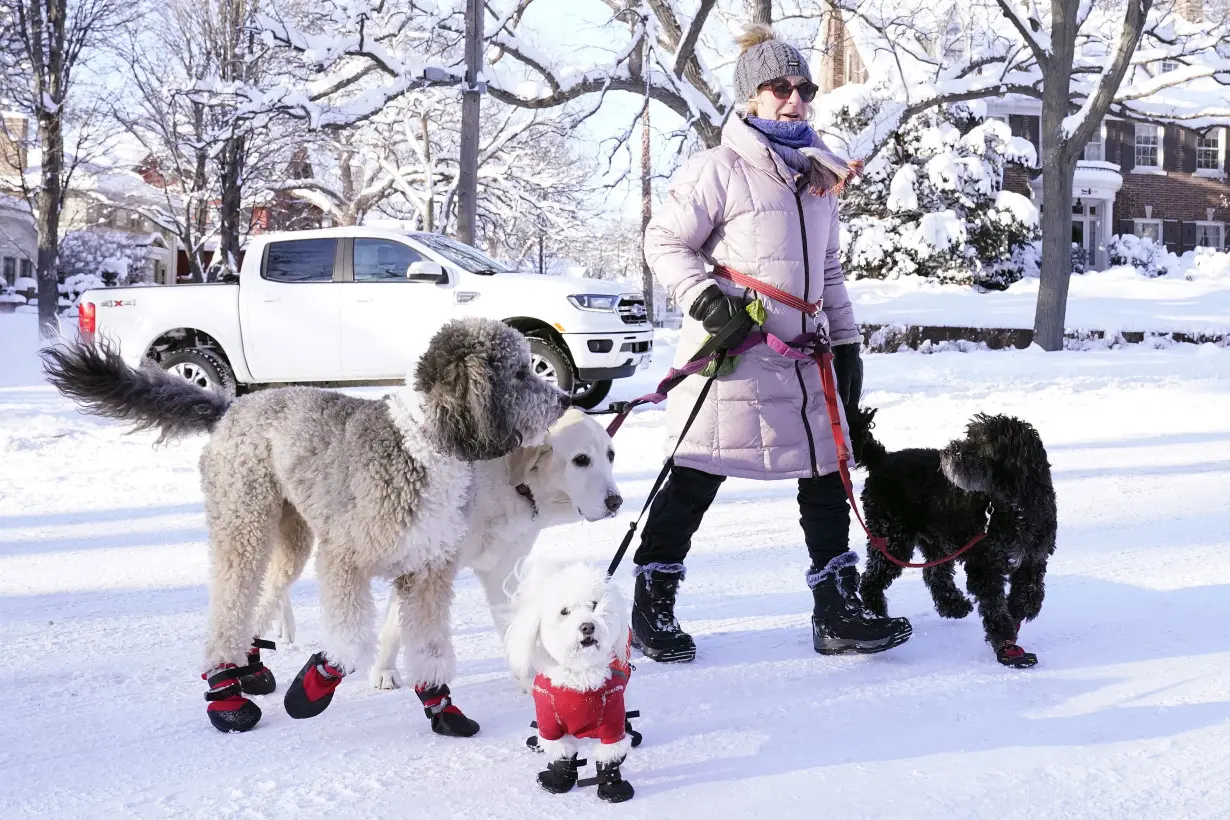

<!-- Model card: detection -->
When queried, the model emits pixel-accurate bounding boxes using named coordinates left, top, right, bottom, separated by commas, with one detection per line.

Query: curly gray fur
left=40, top=340, right=231, bottom=444
left=414, top=318, right=568, bottom=461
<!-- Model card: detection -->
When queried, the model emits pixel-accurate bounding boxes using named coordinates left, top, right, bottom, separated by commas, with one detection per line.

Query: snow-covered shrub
left=58, top=230, right=149, bottom=287
left=59, top=272, right=106, bottom=308
left=828, top=101, right=1040, bottom=290
left=1180, top=246, right=1230, bottom=281
left=1108, top=234, right=1175, bottom=277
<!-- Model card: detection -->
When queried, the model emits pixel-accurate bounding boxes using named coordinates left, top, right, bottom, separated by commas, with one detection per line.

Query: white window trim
left=1193, top=221, right=1225, bottom=250
left=1194, top=127, right=1227, bottom=178
left=1133, top=219, right=1163, bottom=241
left=1082, top=121, right=1105, bottom=162
left=1132, top=123, right=1166, bottom=174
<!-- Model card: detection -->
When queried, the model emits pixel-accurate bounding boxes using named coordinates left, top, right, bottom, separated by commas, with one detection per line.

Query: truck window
left=354, top=239, right=426, bottom=282
left=263, top=239, right=337, bottom=283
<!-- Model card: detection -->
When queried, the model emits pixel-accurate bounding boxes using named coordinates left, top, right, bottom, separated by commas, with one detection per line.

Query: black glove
left=832, top=343, right=863, bottom=417
left=688, top=284, right=755, bottom=350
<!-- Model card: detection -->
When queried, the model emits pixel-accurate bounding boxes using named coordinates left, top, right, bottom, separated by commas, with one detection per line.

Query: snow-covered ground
left=849, top=250, right=1230, bottom=336
left=4, top=311, right=1230, bottom=819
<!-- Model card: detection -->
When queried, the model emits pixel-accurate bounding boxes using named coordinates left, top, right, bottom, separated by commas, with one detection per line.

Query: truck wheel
left=527, top=338, right=575, bottom=394
left=570, top=379, right=613, bottom=410
left=161, top=348, right=236, bottom=398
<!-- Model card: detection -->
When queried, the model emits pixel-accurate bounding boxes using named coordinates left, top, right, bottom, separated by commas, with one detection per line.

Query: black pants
left=633, top=465, right=852, bottom=572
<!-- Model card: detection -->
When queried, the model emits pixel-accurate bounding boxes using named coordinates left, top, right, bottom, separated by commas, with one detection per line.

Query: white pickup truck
left=74, top=227, right=654, bottom=409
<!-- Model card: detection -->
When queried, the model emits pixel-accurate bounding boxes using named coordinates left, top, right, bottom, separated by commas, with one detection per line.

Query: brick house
left=818, top=1, right=1230, bottom=270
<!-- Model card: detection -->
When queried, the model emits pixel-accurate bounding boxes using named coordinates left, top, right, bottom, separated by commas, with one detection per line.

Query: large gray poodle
left=43, top=318, right=569, bottom=734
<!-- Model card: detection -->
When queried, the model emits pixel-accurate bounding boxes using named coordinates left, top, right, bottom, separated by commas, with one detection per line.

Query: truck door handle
left=262, top=297, right=280, bottom=303
left=355, top=296, right=375, bottom=303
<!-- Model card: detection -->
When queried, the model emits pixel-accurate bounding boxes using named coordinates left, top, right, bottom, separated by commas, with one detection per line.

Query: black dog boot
left=238, top=638, right=277, bottom=696
left=284, top=652, right=345, bottom=719
left=595, top=758, right=635, bottom=803
left=631, top=564, right=696, bottom=663
left=203, top=664, right=262, bottom=733
left=537, top=754, right=584, bottom=794
left=809, top=552, right=913, bottom=655
left=416, top=683, right=480, bottom=737
left=996, top=641, right=1038, bottom=668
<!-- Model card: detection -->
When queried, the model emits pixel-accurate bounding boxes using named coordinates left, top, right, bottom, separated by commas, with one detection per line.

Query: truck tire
left=161, top=348, right=236, bottom=399
left=570, top=379, right=613, bottom=410
left=527, top=338, right=575, bottom=394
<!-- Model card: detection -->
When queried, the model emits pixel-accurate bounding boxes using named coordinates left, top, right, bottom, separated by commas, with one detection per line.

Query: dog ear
left=503, top=594, right=543, bottom=684
left=507, top=441, right=552, bottom=486
left=415, top=320, right=513, bottom=461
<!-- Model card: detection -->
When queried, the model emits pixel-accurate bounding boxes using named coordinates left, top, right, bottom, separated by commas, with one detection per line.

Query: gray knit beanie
left=732, top=24, right=812, bottom=104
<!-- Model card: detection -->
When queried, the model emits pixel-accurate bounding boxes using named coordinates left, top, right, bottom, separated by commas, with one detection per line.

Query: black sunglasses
left=760, top=78, right=819, bottom=103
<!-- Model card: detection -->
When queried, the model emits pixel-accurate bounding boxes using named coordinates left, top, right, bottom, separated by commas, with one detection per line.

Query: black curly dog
left=847, top=408, right=1057, bottom=667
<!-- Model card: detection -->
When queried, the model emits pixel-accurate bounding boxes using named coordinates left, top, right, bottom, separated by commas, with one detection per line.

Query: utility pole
left=456, top=0, right=483, bottom=245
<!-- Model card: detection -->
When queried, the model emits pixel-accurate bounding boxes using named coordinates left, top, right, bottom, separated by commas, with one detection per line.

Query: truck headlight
left=567, top=294, right=620, bottom=312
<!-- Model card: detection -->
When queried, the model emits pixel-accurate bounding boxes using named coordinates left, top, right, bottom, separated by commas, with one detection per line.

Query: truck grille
left=618, top=295, right=648, bottom=325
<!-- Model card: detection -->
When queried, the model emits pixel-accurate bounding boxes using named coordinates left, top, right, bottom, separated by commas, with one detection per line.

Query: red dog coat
left=532, top=634, right=632, bottom=747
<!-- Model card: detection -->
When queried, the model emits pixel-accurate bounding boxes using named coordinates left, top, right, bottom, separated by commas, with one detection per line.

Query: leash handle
left=605, top=353, right=724, bottom=578
left=712, top=264, right=822, bottom=316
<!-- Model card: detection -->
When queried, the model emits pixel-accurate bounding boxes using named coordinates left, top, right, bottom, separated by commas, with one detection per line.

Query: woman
left=632, top=24, right=912, bottom=663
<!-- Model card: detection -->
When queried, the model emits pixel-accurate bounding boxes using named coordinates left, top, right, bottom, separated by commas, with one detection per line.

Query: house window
left=2, top=257, right=14, bottom=285
left=1134, top=124, right=1161, bottom=169
left=1134, top=219, right=1162, bottom=243
left=1194, top=222, right=1224, bottom=250
left=20, top=258, right=32, bottom=279
left=1196, top=129, right=1224, bottom=174
left=1160, top=59, right=1179, bottom=73
left=1083, top=123, right=1104, bottom=162
left=843, top=49, right=860, bottom=84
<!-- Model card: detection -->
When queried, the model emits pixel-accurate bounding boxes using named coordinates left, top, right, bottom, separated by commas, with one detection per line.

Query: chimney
left=1177, top=0, right=1204, bottom=23
left=1, top=113, right=30, bottom=175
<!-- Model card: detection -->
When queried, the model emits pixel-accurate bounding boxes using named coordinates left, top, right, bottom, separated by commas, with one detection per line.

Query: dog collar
left=515, top=483, right=538, bottom=519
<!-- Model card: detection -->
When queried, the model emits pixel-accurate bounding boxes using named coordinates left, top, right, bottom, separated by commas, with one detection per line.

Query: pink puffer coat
left=644, top=115, right=861, bottom=480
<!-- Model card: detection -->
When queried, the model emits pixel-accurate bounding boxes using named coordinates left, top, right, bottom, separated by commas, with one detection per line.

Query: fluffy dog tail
left=846, top=405, right=888, bottom=471
left=41, top=340, right=231, bottom=443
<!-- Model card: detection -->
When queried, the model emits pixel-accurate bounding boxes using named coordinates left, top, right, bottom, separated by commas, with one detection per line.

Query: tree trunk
left=748, top=0, right=771, bottom=24
left=35, top=117, right=63, bottom=339
left=641, top=98, right=654, bottom=324
left=456, top=0, right=483, bottom=245
left=217, top=134, right=245, bottom=279
left=421, top=113, right=435, bottom=232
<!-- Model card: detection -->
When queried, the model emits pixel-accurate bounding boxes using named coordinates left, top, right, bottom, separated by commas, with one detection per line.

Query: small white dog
left=505, top=561, right=636, bottom=803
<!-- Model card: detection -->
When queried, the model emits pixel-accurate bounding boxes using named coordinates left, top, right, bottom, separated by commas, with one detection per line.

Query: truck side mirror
left=407, top=260, right=447, bottom=284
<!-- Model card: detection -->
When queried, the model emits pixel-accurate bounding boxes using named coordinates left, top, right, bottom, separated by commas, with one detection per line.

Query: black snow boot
left=416, top=683, right=480, bottom=737
left=631, top=564, right=696, bottom=663
left=537, top=755, right=584, bottom=794
left=238, top=638, right=277, bottom=696
left=809, top=552, right=913, bottom=655
left=594, top=758, right=635, bottom=803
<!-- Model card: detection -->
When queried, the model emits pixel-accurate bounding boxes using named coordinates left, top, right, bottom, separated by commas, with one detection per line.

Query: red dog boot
left=204, top=664, right=262, bottom=733
left=415, top=683, right=480, bottom=737
left=239, top=638, right=277, bottom=696
left=996, top=641, right=1038, bottom=668
left=284, top=652, right=345, bottom=719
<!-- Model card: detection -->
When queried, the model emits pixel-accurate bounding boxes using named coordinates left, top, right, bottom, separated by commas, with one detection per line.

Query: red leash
left=710, top=264, right=990, bottom=570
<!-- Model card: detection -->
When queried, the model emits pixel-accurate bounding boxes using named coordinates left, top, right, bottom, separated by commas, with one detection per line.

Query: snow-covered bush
left=59, top=273, right=107, bottom=308
left=1180, top=246, right=1230, bottom=281
left=58, top=230, right=149, bottom=287
left=1108, top=234, right=1176, bottom=277
left=829, top=101, right=1040, bottom=290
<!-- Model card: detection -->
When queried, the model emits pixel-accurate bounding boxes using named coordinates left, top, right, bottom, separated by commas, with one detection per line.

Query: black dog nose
left=605, top=494, right=623, bottom=512
left=559, top=393, right=572, bottom=409
left=580, top=622, right=595, bottom=636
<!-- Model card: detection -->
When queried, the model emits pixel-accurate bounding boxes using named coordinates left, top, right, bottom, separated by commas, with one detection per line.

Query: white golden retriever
left=262, top=409, right=623, bottom=691
left=504, top=561, right=636, bottom=803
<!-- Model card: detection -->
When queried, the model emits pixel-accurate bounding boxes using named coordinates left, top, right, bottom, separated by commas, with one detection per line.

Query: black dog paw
left=934, top=596, right=974, bottom=619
